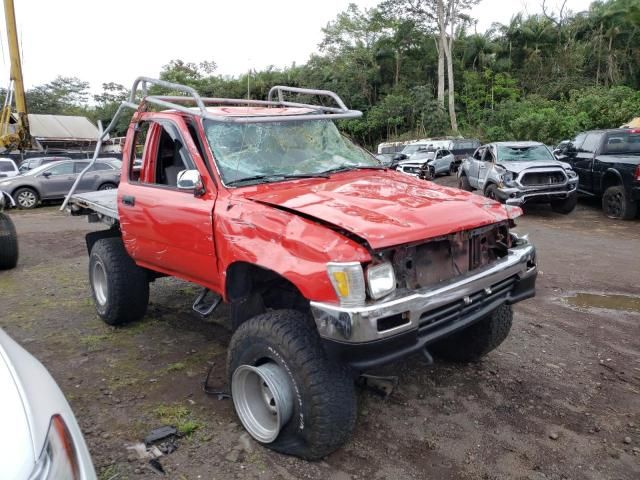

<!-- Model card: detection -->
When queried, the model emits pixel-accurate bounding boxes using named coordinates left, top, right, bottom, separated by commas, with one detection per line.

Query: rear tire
left=550, top=193, right=577, bottom=214
left=13, top=188, right=39, bottom=209
left=228, top=310, right=356, bottom=460
left=430, top=304, right=513, bottom=363
left=602, top=185, right=637, bottom=220
left=98, top=182, right=117, bottom=191
left=0, top=212, right=18, bottom=270
left=458, top=174, right=472, bottom=191
left=89, top=237, right=149, bottom=325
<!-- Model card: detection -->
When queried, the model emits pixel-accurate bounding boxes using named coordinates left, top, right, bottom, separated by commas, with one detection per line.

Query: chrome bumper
left=310, top=236, right=537, bottom=344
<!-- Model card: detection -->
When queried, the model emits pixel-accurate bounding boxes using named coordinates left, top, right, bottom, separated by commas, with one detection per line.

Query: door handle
left=122, top=195, right=135, bottom=206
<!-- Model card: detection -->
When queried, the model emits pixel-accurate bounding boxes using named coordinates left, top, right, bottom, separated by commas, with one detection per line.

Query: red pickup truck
left=66, top=78, right=537, bottom=459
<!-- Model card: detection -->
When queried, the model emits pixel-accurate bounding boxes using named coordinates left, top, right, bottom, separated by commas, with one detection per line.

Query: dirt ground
left=1, top=177, right=639, bottom=480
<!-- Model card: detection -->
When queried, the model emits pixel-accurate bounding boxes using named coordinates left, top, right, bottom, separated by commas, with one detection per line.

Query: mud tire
left=228, top=309, right=356, bottom=460
left=430, top=304, right=513, bottom=363
left=89, top=237, right=149, bottom=325
left=0, top=212, right=18, bottom=270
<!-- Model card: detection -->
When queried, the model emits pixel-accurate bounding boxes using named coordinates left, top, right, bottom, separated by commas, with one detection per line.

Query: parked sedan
left=0, top=160, right=121, bottom=209
left=0, top=328, right=96, bottom=479
left=0, top=158, right=20, bottom=178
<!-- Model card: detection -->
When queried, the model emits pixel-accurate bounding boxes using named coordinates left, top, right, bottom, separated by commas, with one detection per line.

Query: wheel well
left=484, top=182, right=496, bottom=194
left=85, top=228, right=121, bottom=255
left=226, top=262, right=310, bottom=328
left=601, top=171, right=622, bottom=191
left=12, top=185, right=39, bottom=197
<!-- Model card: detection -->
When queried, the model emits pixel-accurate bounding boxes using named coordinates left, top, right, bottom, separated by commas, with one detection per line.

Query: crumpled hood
left=497, top=159, right=571, bottom=173
left=245, top=171, right=516, bottom=250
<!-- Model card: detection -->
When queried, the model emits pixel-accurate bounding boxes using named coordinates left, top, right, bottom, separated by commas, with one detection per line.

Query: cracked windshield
left=204, top=118, right=380, bottom=184
left=497, top=145, right=555, bottom=162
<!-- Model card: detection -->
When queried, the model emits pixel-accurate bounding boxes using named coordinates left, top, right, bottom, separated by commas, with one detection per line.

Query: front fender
left=215, top=198, right=371, bottom=303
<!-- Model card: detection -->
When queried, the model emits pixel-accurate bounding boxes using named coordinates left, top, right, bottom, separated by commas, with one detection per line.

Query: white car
left=395, top=159, right=425, bottom=177
left=0, top=158, right=20, bottom=178
left=0, top=328, right=96, bottom=479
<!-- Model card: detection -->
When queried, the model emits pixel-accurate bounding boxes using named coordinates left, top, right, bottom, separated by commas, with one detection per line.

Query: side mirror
left=393, top=153, right=407, bottom=161
left=42, top=171, right=51, bottom=178
left=177, top=169, right=205, bottom=197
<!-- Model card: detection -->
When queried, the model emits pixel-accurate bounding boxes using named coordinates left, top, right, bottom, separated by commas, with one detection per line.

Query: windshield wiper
left=226, top=172, right=330, bottom=187
left=321, top=165, right=387, bottom=175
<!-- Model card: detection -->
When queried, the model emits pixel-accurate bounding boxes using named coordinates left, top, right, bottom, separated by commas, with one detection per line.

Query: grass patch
left=153, top=404, right=203, bottom=436
left=98, top=464, right=120, bottom=480
left=80, top=333, right=113, bottom=351
left=165, top=361, right=187, bottom=372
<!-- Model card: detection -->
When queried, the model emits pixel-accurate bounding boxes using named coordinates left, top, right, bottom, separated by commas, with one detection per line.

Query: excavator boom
left=1, top=0, right=31, bottom=151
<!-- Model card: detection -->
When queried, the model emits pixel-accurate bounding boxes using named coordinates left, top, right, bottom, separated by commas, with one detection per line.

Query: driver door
left=38, top=161, right=76, bottom=198
left=118, top=114, right=220, bottom=290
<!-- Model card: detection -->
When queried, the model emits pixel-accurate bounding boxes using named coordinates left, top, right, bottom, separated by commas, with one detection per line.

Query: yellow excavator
left=0, top=0, right=31, bottom=151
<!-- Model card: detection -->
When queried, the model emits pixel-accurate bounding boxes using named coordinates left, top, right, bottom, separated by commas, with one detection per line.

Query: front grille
left=417, top=275, right=516, bottom=337
left=520, top=171, right=565, bottom=186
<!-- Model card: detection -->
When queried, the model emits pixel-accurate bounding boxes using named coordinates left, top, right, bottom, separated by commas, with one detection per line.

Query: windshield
left=497, top=145, right=555, bottom=162
left=22, top=162, right=59, bottom=176
left=0, top=161, right=15, bottom=172
left=602, top=131, right=640, bottom=154
left=401, top=145, right=427, bottom=155
left=203, top=119, right=379, bottom=184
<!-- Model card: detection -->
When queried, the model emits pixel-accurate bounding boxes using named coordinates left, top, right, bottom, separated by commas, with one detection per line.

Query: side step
left=192, top=288, right=221, bottom=317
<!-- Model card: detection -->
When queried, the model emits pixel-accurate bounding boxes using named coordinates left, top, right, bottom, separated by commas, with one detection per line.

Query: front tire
left=89, top=237, right=149, bottom=325
left=550, top=193, right=577, bottom=214
left=602, top=186, right=637, bottom=220
left=228, top=310, right=356, bottom=460
left=430, top=304, right=513, bottom=363
left=485, top=184, right=504, bottom=203
left=458, top=174, right=472, bottom=191
left=0, top=212, right=18, bottom=270
left=13, top=188, right=39, bottom=209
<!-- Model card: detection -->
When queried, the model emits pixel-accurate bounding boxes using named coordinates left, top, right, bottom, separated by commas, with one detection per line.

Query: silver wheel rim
left=100, top=184, right=115, bottom=190
left=91, top=260, right=108, bottom=306
left=17, top=191, right=36, bottom=208
left=232, top=363, right=294, bottom=443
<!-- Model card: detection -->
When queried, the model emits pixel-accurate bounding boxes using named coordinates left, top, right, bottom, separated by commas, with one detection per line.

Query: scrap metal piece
left=144, top=426, right=177, bottom=445
left=358, top=374, right=399, bottom=398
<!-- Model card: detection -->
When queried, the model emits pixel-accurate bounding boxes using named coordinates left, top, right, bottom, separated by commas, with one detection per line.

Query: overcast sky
left=0, top=0, right=593, bottom=93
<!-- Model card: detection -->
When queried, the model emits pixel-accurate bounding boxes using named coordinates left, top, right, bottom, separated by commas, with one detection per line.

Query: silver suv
left=457, top=141, right=579, bottom=214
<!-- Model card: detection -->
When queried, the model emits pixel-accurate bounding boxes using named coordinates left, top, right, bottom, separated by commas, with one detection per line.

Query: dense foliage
left=15, top=0, right=640, bottom=148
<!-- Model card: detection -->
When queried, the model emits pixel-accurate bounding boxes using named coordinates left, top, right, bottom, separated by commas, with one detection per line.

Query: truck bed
left=69, top=190, right=119, bottom=221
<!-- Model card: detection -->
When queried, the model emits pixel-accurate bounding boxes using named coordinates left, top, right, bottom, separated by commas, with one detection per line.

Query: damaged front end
left=310, top=223, right=537, bottom=370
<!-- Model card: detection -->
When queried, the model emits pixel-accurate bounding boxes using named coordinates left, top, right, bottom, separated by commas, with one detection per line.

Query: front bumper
left=310, top=236, right=537, bottom=369
left=499, top=179, right=578, bottom=206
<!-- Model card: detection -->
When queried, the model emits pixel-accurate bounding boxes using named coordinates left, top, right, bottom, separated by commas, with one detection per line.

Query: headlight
left=366, top=262, right=396, bottom=300
left=327, top=262, right=366, bottom=306
left=566, top=169, right=577, bottom=179
left=501, top=171, right=516, bottom=186
left=0, top=181, right=11, bottom=186
left=30, top=415, right=81, bottom=479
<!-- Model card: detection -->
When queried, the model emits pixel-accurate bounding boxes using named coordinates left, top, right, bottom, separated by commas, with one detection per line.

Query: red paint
left=116, top=110, right=518, bottom=304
